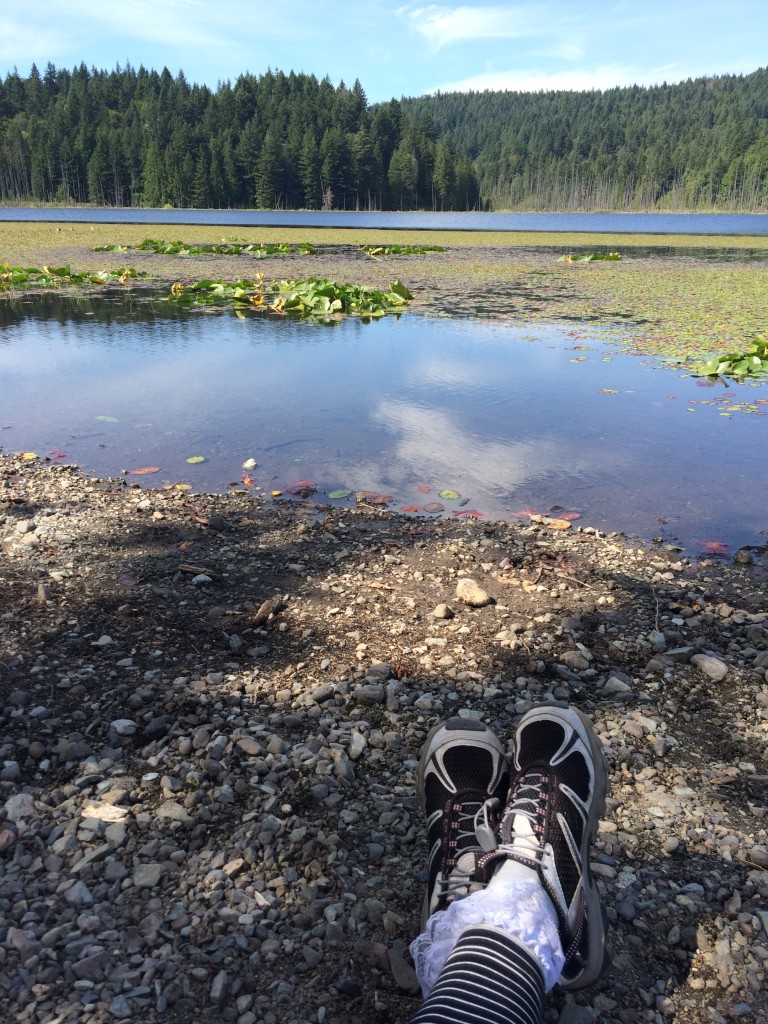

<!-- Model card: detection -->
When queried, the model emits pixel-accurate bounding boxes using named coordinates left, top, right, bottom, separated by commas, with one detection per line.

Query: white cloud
left=433, top=62, right=690, bottom=94
left=397, top=4, right=543, bottom=49
left=0, top=22, right=66, bottom=63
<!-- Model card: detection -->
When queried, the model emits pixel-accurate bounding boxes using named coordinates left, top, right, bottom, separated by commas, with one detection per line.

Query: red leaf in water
left=756, top=399, right=768, bottom=405
left=418, top=485, right=432, bottom=493
left=368, top=494, right=393, bottom=505
left=286, top=480, right=317, bottom=496
left=453, top=510, right=486, bottom=518
left=400, top=505, right=424, bottom=513
left=241, top=472, right=255, bottom=487
left=510, top=508, right=539, bottom=518
left=556, top=511, right=582, bottom=522
left=697, top=540, right=730, bottom=556
left=130, top=466, right=161, bottom=475
left=423, top=502, right=445, bottom=513
left=47, top=449, right=67, bottom=460
left=314, top=502, right=332, bottom=510
left=696, top=380, right=716, bottom=388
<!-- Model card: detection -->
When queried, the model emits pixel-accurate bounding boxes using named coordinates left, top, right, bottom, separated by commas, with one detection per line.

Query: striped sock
left=409, top=925, right=545, bottom=1024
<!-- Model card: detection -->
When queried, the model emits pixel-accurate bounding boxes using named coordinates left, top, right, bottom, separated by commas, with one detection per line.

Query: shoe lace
left=478, top=769, right=549, bottom=872
left=436, top=795, right=501, bottom=900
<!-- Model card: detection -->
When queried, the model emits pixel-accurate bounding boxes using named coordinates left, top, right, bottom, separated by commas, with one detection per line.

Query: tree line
left=0, top=63, right=479, bottom=211
left=1, top=62, right=766, bottom=211
left=402, top=67, right=768, bottom=212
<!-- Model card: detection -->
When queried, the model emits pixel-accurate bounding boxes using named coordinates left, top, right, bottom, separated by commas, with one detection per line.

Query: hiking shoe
left=417, top=717, right=510, bottom=928
left=479, top=703, right=609, bottom=989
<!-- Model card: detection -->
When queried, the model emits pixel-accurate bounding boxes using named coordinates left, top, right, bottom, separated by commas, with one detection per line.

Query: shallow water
left=2, top=294, right=767, bottom=555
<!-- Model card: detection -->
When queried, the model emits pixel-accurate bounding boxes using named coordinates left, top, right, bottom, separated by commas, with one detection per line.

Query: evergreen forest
left=1, top=61, right=766, bottom=212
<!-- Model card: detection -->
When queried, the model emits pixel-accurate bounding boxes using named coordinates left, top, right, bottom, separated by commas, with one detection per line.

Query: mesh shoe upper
left=479, top=705, right=609, bottom=990
left=417, top=718, right=509, bottom=928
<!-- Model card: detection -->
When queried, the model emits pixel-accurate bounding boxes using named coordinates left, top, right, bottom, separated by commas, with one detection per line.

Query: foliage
left=0, top=262, right=148, bottom=290
left=360, top=244, right=446, bottom=257
left=94, top=239, right=317, bottom=257
left=691, top=335, right=768, bottom=380
left=165, top=275, right=413, bottom=318
left=557, top=252, right=621, bottom=262
left=0, top=65, right=478, bottom=211
left=402, top=68, right=768, bottom=212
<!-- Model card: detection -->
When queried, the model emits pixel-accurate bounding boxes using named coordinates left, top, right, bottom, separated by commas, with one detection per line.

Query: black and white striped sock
left=409, top=925, right=545, bottom=1024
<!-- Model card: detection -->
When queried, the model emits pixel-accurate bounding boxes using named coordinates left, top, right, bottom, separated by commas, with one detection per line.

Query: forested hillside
left=0, top=64, right=478, bottom=211
left=1, top=62, right=766, bottom=211
left=402, top=68, right=768, bottom=211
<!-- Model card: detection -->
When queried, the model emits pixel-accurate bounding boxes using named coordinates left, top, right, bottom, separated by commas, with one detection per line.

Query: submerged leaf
left=423, top=502, right=445, bottom=513
left=186, top=456, right=205, bottom=464
left=130, top=466, right=160, bottom=475
left=328, top=488, right=353, bottom=499
left=439, top=489, right=460, bottom=500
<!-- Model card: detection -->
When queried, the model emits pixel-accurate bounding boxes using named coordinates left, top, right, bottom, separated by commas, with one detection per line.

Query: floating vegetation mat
left=360, top=244, right=446, bottom=257
left=94, top=239, right=317, bottom=257
left=166, top=275, right=413, bottom=318
left=0, top=263, right=148, bottom=290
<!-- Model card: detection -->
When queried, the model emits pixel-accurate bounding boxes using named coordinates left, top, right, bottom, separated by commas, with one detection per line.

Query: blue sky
left=2, top=1, right=765, bottom=103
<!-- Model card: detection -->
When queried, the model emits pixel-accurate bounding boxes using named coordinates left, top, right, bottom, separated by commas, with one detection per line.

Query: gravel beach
left=1, top=452, right=767, bottom=1024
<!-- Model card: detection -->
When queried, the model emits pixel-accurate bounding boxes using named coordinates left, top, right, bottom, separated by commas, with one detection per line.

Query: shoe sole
left=514, top=703, right=610, bottom=990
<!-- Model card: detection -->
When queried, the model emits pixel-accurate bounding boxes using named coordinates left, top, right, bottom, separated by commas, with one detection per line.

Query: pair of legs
left=409, top=704, right=609, bottom=1024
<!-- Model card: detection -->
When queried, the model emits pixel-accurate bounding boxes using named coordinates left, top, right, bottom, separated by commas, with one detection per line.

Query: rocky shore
left=1, top=453, right=767, bottom=1024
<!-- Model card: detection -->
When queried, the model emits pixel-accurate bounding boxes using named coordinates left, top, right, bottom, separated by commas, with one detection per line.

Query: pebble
left=691, top=653, right=729, bottom=681
left=455, top=577, right=494, bottom=607
left=2, top=454, right=767, bottom=1024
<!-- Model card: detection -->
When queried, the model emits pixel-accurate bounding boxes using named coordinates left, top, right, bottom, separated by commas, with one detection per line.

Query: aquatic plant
left=165, top=276, right=412, bottom=318
left=0, top=263, right=148, bottom=290
left=692, top=335, right=768, bottom=380
left=360, top=244, right=446, bottom=257
left=94, top=239, right=317, bottom=257
left=557, top=252, right=621, bottom=262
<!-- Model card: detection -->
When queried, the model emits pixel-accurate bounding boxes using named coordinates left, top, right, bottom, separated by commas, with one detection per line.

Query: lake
left=2, top=207, right=767, bottom=235
left=2, top=292, right=766, bottom=557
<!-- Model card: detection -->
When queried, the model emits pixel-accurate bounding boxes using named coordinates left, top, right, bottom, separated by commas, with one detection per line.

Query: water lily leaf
left=130, top=466, right=160, bottom=475
left=95, top=415, right=119, bottom=423
left=423, top=502, right=445, bottom=513
left=47, top=449, right=67, bottom=459
left=22, top=451, right=37, bottom=460
left=439, top=489, right=460, bottom=500
left=418, top=485, right=432, bottom=493
left=174, top=483, right=192, bottom=491
left=328, top=488, right=353, bottom=499
left=368, top=494, right=393, bottom=505
left=400, top=505, right=424, bottom=512
left=556, top=511, right=582, bottom=522
left=186, top=456, right=205, bottom=464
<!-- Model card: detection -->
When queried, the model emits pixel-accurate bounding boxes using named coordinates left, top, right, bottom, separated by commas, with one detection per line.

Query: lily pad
left=186, top=456, right=205, bottom=464
left=328, top=488, right=353, bottom=499
left=129, top=466, right=160, bottom=475
left=439, top=489, right=460, bottom=500
left=423, top=502, right=445, bottom=513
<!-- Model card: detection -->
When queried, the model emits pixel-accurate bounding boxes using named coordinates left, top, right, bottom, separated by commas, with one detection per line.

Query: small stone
left=110, top=718, right=137, bottom=736
left=4, top=793, right=35, bottom=821
left=455, top=578, right=493, bottom=608
left=64, top=880, right=94, bottom=907
left=156, top=800, right=194, bottom=824
left=690, top=653, right=728, bottom=681
left=433, top=603, right=454, bottom=619
left=388, top=947, right=420, bottom=994
left=133, top=863, right=164, bottom=888
left=348, top=731, right=367, bottom=760
left=96, top=634, right=113, bottom=645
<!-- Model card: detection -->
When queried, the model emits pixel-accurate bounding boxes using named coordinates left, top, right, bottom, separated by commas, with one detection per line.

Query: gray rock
left=133, top=863, right=164, bottom=888
left=691, top=653, right=728, bottom=682
left=4, top=792, right=36, bottom=821
left=388, top=947, right=420, bottom=994
left=64, top=880, right=94, bottom=907
left=433, top=603, right=455, bottom=619
left=156, top=800, right=193, bottom=824
left=455, top=577, right=493, bottom=607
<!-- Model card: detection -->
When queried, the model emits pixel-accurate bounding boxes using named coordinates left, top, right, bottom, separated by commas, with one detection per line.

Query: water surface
left=2, top=295, right=766, bottom=555
left=1, top=207, right=766, bottom=236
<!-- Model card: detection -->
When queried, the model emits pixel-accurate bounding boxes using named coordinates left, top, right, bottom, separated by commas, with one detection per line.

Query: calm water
left=2, top=207, right=767, bottom=235
left=2, top=295, right=767, bottom=555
